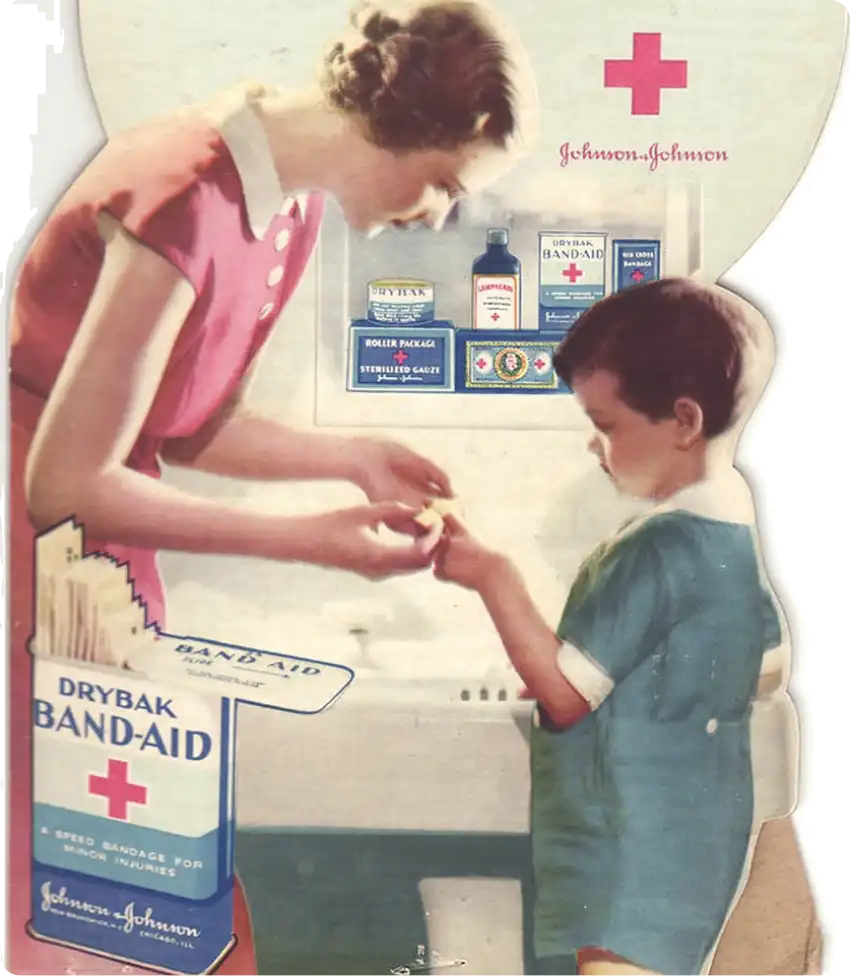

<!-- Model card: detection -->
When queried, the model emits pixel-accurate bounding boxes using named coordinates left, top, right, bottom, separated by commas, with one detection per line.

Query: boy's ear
left=673, top=397, right=704, bottom=448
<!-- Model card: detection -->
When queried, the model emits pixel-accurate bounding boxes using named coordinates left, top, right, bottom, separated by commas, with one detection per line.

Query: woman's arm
left=160, top=385, right=452, bottom=506
left=23, top=216, right=430, bottom=575
left=160, top=387, right=366, bottom=484
left=24, top=214, right=302, bottom=557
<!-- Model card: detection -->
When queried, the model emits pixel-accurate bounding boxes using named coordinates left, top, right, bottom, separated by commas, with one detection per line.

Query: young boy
left=433, top=279, right=788, bottom=975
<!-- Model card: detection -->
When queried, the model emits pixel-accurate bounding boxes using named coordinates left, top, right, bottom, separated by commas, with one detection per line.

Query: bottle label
left=472, top=274, right=520, bottom=330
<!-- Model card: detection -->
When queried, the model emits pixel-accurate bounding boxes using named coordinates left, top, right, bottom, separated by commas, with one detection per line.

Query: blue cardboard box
left=613, top=240, right=661, bottom=291
left=348, top=323, right=455, bottom=392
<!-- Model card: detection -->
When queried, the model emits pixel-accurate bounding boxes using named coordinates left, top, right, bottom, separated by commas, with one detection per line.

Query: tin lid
left=368, top=278, right=433, bottom=290
left=487, top=228, right=509, bottom=245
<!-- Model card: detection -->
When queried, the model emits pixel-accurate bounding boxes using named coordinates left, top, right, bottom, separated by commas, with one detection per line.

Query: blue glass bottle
left=471, top=228, right=522, bottom=330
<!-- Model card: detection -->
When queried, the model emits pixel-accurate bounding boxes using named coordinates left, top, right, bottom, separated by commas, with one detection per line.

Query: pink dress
left=8, top=99, right=323, bottom=974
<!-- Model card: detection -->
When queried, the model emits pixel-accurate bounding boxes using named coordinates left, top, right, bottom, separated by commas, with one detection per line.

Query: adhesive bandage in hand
left=414, top=497, right=462, bottom=529
left=415, top=499, right=463, bottom=554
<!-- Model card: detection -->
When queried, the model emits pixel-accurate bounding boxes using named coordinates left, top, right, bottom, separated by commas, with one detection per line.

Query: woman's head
left=553, top=279, right=749, bottom=499
left=320, top=1, right=523, bottom=231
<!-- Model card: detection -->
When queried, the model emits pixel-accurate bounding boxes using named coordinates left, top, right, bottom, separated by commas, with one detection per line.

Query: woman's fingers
left=368, top=501, right=431, bottom=539
left=366, top=500, right=418, bottom=530
left=368, top=536, right=435, bottom=577
left=431, top=539, right=449, bottom=581
left=420, top=521, right=445, bottom=554
left=406, top=452, right=453, bottom=497
left=343, top=502, right=438, bottom=577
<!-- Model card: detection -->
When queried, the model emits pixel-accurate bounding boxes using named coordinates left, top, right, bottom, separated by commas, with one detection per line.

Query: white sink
left=235, top=678, right=533, bottom=835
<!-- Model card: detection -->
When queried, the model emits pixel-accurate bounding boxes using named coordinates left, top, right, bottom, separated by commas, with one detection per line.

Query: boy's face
left=572, top=368, right=688, bottom=500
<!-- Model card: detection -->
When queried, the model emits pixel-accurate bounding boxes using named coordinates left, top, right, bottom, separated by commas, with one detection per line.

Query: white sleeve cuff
left=556, top=641, right=615, bottom=711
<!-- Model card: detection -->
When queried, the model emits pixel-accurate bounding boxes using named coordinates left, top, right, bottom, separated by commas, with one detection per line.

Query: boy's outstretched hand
left=432, top=514, right=506, bottom=592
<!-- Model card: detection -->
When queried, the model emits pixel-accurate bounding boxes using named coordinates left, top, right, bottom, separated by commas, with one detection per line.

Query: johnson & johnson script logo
left=40, top=882, right=202, bottom=938
left=560, top=141, right=729, bottom=172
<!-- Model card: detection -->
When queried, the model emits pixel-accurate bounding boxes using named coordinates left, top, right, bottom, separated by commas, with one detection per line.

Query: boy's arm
left=479, top=557, right=591, bottom=729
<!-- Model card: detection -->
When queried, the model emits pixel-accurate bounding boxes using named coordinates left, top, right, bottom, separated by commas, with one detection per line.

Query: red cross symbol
left=631, top=269, right=646, bottom=282
left=605, top=33, right=688, bottom=116
left=491, top=313, right=501, bottom=322
left=534, top=358, right=548, bottom=370
left=476, top=357, right=489, bottom=370
left=392, top=349, right=409, bottom=365
left=88, top=759, right=148, bottom=821
left=562, top=264, right=584, bottom=283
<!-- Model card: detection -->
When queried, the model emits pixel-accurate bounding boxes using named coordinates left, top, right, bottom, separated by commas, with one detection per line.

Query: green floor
left=236, top=828, right=536, bottom=975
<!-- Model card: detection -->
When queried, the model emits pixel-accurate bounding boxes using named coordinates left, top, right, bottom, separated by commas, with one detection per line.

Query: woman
left=8, top=2, right=524, bottom=972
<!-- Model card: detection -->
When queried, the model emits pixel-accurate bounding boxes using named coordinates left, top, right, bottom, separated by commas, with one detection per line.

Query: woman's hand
left=351, top=437, right=452, bottom=508
left=291, top=501, right=437, bottom=580
left=432, top=514, right=508, bottom=593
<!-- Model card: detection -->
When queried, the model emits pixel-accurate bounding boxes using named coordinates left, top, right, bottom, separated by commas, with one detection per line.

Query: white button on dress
left=274, top=229, right=291, bottom=252
left=266, top=266, right=284, bottom=287
left=258, top=302, right=275, bottom=321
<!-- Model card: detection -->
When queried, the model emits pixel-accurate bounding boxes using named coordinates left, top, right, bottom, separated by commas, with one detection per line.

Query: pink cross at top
left=563, top=264, right=584, bottom=284
left=631, top=269, right=646, bottom=282
left=491, top=313, right=501, bottom=322
left=392, top=349, right=409, bottom=365
left=89, top=759, right=148, bottom=821
left=605, top=33, right=688, bottom=116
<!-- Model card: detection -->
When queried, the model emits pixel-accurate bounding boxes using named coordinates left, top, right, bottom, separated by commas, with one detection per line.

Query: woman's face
left=338, top=138, right=515, bottom=235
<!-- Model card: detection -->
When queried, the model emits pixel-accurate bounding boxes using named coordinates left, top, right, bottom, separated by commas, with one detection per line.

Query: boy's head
left=553, top=278, right=746, bottom=500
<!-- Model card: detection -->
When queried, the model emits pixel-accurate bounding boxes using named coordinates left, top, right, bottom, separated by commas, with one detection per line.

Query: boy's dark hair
left=553, top=278, right=746, bottom=438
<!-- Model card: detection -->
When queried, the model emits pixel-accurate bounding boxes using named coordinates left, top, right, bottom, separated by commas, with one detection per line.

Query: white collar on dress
left=647, top=467, right=756, bottom=527
left=211, top=87, right=310, bottom=240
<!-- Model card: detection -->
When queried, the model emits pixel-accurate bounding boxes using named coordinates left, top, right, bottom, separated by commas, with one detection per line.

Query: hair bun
left=352, top=4, right=402, bottom=42
left=322, top=1, right=518, bottom=152
left=348, top=40, right=389, bottom=98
